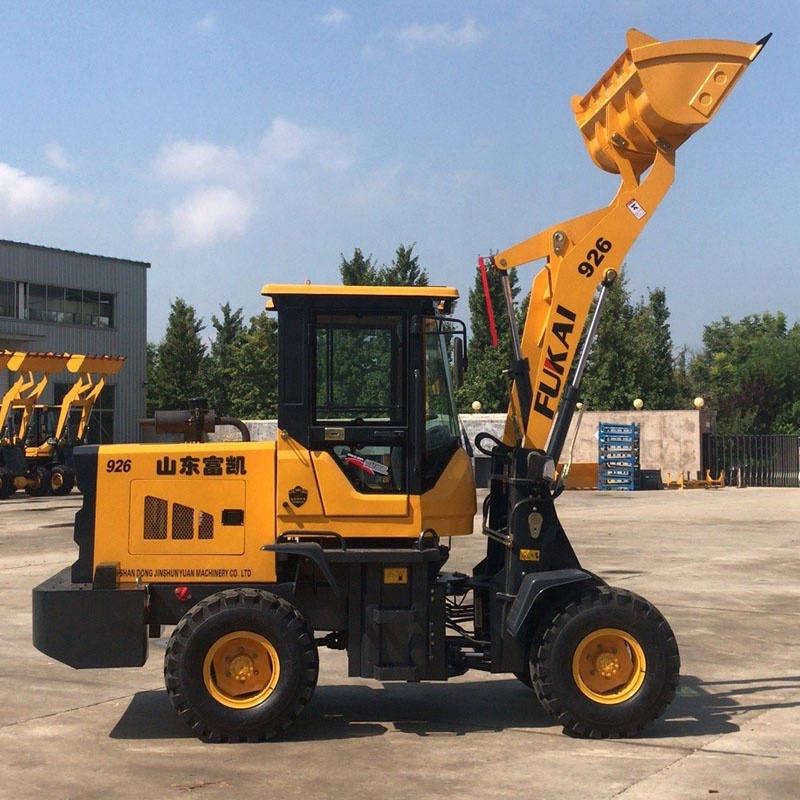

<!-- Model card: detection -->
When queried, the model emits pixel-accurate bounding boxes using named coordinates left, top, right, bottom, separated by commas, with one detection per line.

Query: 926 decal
left=578, top=237, right=613, bottom=278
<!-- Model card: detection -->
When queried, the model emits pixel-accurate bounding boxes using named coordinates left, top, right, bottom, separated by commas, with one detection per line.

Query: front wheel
left=49, top=465, right=75, bottom=495
left=531, top=586, right=679, bottom=738
left=164, top=588, right=319, bottom=742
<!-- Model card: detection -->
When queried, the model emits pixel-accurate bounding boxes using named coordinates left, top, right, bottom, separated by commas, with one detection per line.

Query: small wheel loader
left=33, top=29, right=768, bottom=741
left=0, top=351, right=124, bottom=498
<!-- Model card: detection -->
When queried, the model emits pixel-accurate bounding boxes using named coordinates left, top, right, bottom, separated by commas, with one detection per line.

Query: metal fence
left=704, top=435, right=800, bottom=487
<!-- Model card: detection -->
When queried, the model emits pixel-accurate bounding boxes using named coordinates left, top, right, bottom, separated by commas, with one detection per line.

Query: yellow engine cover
left=92, top=442, right=278, bottom=584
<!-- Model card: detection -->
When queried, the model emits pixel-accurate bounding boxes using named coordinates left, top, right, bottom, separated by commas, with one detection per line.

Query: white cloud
left=192, top=12, right=217, bottom=34
left=395, top=16, right=482, bottom=48
left=44, top=143, right=75, bottom=172
left=143, top=117, right=358, bottom=248
left=154, top=140, right=242, bottom=183
left=319, top=7, right=349, bottom=26
left=168, top=186, right=255, bottom=248
left=257, top=117, right=354, bottom=173
left=0, top=163, right=71, bottom=215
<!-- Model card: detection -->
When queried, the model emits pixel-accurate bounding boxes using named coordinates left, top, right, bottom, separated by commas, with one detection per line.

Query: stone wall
left=461, top=409, right=716, bottom=479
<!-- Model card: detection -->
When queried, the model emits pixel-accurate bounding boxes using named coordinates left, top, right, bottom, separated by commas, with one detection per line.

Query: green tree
left=381, top=243, right=428, bottom=286
left=206, top=302, right=247, bottom=416
left=340, top=248, right=379, bottom=285
left=233, top=311, right=279, bottom=418
left=340, top=243, right=428, bottom=287
left=456, top=263, right=520, bottom=413
left=146, top=298, right=207, bottom=416
left=685, top=312, right=800, bottom=434
left=580, top=273, right=678, bottom=411
left=579, top=271, right=637, bottom=409
left=631, top=287, right=678, bottom=409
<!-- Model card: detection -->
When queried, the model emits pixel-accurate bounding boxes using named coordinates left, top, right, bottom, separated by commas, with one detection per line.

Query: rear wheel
left=49, top=465, right=75, bottom=496
left=164, top=588, right=318, bottom=742
left=531, top=586, right=679, bottom=738
left=25, top=466, right=51, bottom=496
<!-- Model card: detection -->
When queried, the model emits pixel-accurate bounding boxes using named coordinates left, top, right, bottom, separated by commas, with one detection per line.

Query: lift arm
left=53, top=354, right=126, bottom=444
left=483, top=29, right=768, bottom=453
left=0, top=352, right=71, bottom=445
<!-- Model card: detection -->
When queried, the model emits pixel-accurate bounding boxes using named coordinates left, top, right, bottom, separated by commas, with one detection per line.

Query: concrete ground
left=1, top=486, right=799, bottom=800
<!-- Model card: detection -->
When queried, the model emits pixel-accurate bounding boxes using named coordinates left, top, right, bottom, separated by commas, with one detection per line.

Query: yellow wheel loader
left=0, top=352, right=124, bottom=498
left=0, top=351, right=71, bottom=498
left=33, top=30, right=768, bottom=741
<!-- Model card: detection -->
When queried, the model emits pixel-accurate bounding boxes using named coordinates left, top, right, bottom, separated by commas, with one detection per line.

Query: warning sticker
left=626, top=199, right=647, bottom=220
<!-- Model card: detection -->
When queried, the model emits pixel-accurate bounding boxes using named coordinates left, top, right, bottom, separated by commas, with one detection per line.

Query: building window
left=0, top=280, right=16, bottom=317
left=27, top=282, right=114, bottom=327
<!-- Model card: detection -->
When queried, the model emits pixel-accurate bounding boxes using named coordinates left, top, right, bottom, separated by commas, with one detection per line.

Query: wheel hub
left=203, top=632, right=280, bottom=708
left=229, top=650, right=257, bottom=683
left=573, top=628, right=646, bottom=704
left=595, top=651, right=621, bottom=679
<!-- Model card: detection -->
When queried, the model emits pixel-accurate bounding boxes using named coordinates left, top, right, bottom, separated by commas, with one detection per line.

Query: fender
left=505, top=568, right=603, bottom=637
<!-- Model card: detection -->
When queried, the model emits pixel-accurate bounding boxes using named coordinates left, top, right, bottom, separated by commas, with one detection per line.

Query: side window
left=314, top=314, right=406, bottom=493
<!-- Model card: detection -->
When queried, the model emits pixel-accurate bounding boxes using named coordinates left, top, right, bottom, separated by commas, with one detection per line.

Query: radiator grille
left=133, top=482, right=245, bottom=556
left=143, top=496, right=168, bottom=539
left=199, top=511, right=214, bottom=539
left=141, top=497, right=220, bottom=543
left=172, top=503, right=195, bottom=540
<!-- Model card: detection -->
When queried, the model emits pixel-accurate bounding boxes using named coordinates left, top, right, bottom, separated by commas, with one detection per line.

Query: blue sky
left=0, top=2, right=794, bottom=349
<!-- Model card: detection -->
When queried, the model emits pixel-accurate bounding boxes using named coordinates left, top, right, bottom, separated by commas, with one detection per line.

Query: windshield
left=422, top=318, right=460, bottom=490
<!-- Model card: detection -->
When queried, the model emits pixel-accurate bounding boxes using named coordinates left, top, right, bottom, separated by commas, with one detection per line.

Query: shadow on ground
left=109, top=673, right=800, bottom=743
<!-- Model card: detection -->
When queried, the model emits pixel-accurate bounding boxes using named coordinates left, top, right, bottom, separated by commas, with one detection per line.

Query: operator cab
left=264, top=284, right=468, bottom=506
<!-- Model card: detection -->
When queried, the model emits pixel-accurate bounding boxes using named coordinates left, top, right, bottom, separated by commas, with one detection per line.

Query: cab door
left=309, top=312, right=409, bottom=517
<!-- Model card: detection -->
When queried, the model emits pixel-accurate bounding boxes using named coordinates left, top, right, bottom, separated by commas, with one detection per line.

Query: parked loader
left=0, top=351, right=71, bottom=498
left=25, top=353, right=126, bottom=495
left=33, top=30, right=768, bottom=741
left=0, top=351, right=124, bottom=498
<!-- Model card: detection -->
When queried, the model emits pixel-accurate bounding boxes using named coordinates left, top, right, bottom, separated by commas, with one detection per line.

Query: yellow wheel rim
left=51, top=472, right=64, bottom=489
left=573, top=628, right=646, bottom=704
left=203, top=631, right=280, bottom=709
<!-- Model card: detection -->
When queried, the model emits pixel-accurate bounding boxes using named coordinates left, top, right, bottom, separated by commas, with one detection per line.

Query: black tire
left=25, top=466, right=51, bottom=497
left=164, top=588, right=318, bottom=742
left=531, top=586, right=680, bottom=738
left=0, top=467, right=16, bottom=499
left=49, top=465, right=76, bottom=496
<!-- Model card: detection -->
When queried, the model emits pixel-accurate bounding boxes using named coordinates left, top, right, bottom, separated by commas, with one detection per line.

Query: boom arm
left=54, top=354, right=126, bottom=444
left=484, top=29, right=768, bottom=452
left=0, top=352, right=71, bottom=444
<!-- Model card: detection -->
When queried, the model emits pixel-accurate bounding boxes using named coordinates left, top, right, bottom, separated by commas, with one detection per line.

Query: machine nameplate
left=384, top=568, right=408, bottom=584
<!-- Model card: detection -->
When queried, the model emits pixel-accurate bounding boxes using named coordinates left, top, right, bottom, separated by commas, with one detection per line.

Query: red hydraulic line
left=478, top=257, right=499, bottom=347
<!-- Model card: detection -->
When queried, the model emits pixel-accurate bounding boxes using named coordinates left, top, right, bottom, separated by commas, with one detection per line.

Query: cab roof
left=262, top=283, right=459, bottom=310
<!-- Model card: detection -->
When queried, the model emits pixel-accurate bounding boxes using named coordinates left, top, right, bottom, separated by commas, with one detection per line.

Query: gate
left=704, top=435, right=800, bottom=488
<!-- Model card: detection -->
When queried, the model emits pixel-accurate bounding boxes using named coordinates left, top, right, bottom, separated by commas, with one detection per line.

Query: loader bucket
left=66, top=354, right=126, bottom=376
left=0, top=350, right=13, bottom=370
left=573, top=29, right=769, bottom=176
left=6, top=351, right=71, bottom=374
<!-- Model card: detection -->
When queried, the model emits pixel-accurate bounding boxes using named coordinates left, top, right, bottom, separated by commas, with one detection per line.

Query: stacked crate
left=598, top=422, right=640, bottom=491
